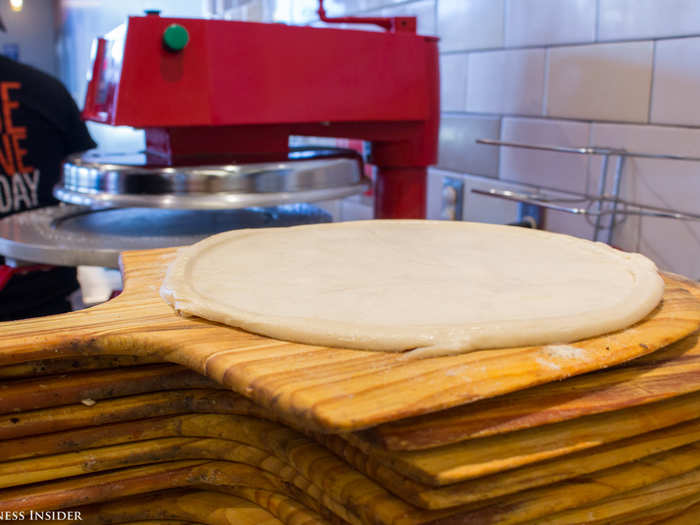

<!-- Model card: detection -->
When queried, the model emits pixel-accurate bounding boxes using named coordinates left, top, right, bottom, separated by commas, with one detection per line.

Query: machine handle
left=316, top=0, right=416, bottom=33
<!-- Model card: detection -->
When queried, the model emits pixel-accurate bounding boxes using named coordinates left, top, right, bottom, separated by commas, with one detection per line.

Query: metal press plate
left=0, top=204, right=332, bottom=268
left=57, top=148, right=368, bottom=209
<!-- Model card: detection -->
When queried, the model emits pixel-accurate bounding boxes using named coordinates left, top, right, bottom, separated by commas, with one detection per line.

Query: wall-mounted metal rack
left=475, top=138, right=700, bottom=243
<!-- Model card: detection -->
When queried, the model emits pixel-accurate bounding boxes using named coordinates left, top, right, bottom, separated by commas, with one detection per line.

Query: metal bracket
left=517, top=203, right=541, bottom=229
left=441, top=177, right=464, bottom=221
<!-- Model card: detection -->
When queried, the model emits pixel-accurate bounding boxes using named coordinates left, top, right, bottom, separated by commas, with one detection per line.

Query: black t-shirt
left=0, top=56, right=96, bottom=217
left=0, top=57, right=96, bottom=319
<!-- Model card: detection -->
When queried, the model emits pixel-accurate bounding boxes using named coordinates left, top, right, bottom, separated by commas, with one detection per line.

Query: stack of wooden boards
left=1, top=247, right=700, bottom=524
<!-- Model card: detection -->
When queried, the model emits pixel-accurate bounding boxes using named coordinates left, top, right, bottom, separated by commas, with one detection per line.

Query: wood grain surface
left=358, top=332, right=700, bottom=450
left=593, top=491, right=700, bottom=525
left=0, top=354, right=161, bottom=379
left=48, top=489, right=341, bottom=525
left=67, top=489, right=327, bottom=525
left=0, top=248, right=698, bottom=433
left=6, top=407, right=700, bottom=511
left=643, top=494, right=700, bottom=525
left=8, top=356, right=700, bottom=494
left=62, top=490, right=287, bottom=525
left=5, top=326, right=700, bottom=462
left=342, top=388, right=700, bottom=485
left=0, top=461, right=388, bottom=525
left=527, top=464, right=700, bottom=525
left=5, top=440, right=700, bottom=525
left=0, top=389, right=268, bottom=441
left=0, top=363, right=221, bottom=414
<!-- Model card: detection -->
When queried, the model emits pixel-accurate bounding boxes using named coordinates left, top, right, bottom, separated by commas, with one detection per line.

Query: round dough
left=160, top=220, right=664, bottom=356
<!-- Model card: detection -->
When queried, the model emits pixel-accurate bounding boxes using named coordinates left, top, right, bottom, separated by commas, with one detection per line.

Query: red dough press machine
left=0, top=3, right=439, bottom=269
left=76, top=2, right=440, bottom=219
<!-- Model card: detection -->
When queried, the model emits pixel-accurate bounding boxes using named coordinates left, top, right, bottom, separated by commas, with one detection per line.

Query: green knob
left=163, top=24, right=189, bottom=52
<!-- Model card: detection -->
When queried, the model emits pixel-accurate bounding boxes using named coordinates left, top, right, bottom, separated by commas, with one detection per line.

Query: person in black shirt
left=0, top=55, right=96, bottom=320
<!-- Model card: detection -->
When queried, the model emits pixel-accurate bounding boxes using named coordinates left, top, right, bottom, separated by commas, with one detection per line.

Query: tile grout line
left=464, top=51, right=470, bottom=112
left=438, top=110, right=700, bottom=130
left=438, top=33, right=700, bottom=56
left=496, top=115, right=503, bottom=179
left=501, top=0, right=508, bottom=48
left=587, top=120, right=595, bottom=194
left=497, top=0, right=506, bottom=190
left=647, top=40, right=657, bottom=124
left=434, top=0, right=439, bottom=44
left=541, top=47, right=550, bottom=117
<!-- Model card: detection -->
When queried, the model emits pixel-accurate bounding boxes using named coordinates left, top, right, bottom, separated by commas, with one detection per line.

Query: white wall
left=431, top=0, right=700, bottom=278
left=0, top=0, right=58, bottom=76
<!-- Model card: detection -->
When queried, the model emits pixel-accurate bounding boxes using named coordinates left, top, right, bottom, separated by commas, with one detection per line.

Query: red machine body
left=83, top=13, right=439, bottom=218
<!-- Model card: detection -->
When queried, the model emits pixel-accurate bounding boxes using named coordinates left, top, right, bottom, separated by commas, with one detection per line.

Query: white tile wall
left=499, top=117, right=591, bottom=193
left=543, top=210, right=597, bottom=241
left=467, top=48, right=545, bottom=115
left=546, top=42, right=654, bottom=122
left=599, top=0, right=700, bottom=41
left=505, top=0, right=596, bottom=47
left=638, top=217, right=700, bottom=279
left=227, top=0, right=700, bottom=275
left=437, top=115, right=501, bottom=176
left=437, top=0, right=504, bottom=52
left=440, top=54, right=467, bottom=111
left=651, top=37, right=700, bottom=126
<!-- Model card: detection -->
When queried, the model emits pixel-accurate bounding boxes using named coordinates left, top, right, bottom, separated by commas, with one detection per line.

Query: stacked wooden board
left=1, top=248, right=700, bottom=523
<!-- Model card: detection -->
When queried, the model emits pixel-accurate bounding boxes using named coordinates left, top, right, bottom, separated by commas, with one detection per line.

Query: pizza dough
left=160, top=220, right=664, bottom=356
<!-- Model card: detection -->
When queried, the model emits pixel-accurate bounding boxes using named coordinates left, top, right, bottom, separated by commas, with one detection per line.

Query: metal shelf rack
left=475, top=138, right=700, bottom=243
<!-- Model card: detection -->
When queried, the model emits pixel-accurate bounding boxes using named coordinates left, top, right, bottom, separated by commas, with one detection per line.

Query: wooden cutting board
left=0, top=247, right=698, bottom=433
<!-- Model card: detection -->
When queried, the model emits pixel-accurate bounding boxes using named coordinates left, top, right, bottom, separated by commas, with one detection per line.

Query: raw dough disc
left=160, top=220, right=664, bottom=356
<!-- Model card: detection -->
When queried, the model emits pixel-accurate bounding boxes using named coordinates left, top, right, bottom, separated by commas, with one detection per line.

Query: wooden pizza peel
left=5, top=436, right=700, bottom=525
left=5, top=407, right=700, bottom=512
left=0, top=248, right=697, bottom=434
left=5, top=360, right=700, bottom=489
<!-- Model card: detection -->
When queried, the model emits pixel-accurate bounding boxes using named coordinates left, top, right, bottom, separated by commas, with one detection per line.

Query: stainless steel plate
left=0, top=204, right=332, bottom=268
left=57, top=148, right=368, bottom=209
